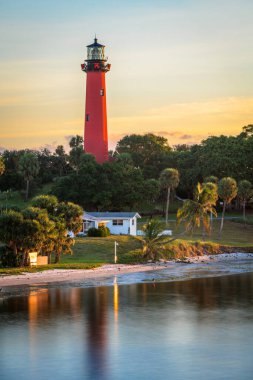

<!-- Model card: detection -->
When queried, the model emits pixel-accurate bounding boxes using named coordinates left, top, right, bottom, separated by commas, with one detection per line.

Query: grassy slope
left=139, top=216, right=253, bottom=247
left=0, top=191, right=29, bottom=210
left=64, top=236, right=142, bottom=264
left=0, top=183, right=52, bottom=210
left=178, top=220, right=253, bottom=247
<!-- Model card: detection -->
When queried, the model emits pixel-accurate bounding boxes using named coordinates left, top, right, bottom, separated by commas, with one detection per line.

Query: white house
left=82, top=212, right=141, bottom=236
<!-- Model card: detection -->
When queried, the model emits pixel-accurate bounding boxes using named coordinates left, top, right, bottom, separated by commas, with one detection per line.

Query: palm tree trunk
left=21, top=251, right=29, bottom=267
left=165, top=187, right=171, bottom=225
left=12, top=244, right=19, bottom=266
left=202, top=217, right=206, bottom=241
left=219, top=201, right=226, bottom=239
left=210, top=211, right=213, bottom=234
left=54, top=251, right=61, bottom=263
left=243, top=200, right=246, bottom=227
left=25, top=179, right=29, bottom=201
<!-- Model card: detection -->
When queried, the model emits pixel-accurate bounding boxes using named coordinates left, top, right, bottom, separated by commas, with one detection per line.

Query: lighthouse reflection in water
left=1, top=273, right=253, bottom=380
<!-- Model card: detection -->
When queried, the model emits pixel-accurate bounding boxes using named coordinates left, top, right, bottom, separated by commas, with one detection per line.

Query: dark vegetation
left=1, top=126, right=253, bottom=269
left=0, top=126, right=252, bottom=213
left=0, top=195, right=83, bottom=267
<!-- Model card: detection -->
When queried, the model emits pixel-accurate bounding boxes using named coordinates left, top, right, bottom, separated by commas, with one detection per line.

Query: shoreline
left=0, top=263, right=168, bottom=287
left=0, top=252, right=253, bottom=290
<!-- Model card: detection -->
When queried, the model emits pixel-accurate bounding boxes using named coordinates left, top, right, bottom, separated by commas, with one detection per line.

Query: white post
left=114, top=241, right=118, bottom=264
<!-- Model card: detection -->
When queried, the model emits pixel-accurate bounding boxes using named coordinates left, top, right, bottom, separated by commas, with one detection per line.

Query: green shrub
left=87, top=227, right=100, bottom=237
left=99, top=225, right=110, bottom=237
left=0, top=245, right=22, bottom=268
left=87, top=226, right=110, bottom=237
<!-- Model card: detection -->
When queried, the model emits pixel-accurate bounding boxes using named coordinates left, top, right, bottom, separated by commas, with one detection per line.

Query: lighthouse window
left=86, top=114, right=90, bottom=121
left=100, top=89, right=104, bottom=96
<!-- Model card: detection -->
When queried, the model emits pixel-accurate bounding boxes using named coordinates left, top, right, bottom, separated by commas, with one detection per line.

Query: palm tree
left=19, top=152, right=40, bottom=201
left=69, top=135, right=83, bottom=148
left=177, top=182, right=217, bottom=239
left=52, top=220, right=74, bottom=263
left=69, top=135, right=84, bottom=172
left=141, top=219, right=178, bottom=261
left=238, top=180, right=253, bottom=226
left=218, top=177, right=238, bottom=238
left=54, top=145, right=68, bottom=177
left=0, top=156, right=5, bottom=176
left=203, top=181, right=219, bottom=232
left=160, top=168, right=179, bottom=225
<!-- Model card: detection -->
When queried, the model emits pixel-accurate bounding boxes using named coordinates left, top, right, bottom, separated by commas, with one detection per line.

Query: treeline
left=0, top=136, right=83, bottom=198
left=0, top=126, right=253, bottom=211
left=114, top=125, right=253, bottom=197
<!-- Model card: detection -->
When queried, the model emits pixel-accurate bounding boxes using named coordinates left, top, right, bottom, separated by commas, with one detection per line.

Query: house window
left=83, top=220, right=93, bottom=231
left=86, top=114, right=90, bottom=121
left=113, top=219, right=123, bottom=226
left=132, top=219, right=135, bottom=225
left=100, top=89, right=104, bottom=96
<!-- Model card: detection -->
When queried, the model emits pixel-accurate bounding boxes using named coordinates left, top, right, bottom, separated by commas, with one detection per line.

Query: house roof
left=84, top=212, right=141, bottom=220
left=83, top=212, right=98, bottom=221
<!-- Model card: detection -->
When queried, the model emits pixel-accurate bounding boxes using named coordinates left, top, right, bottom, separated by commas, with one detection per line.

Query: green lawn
left=158, top=220, right=253, bottom=247
left=139, top=215, right=253, bottom=247
left=63, top=235, right=142, bottom=264
left=185, top=220, right=253, bottom=247
left=0, top=190, right=30, bottom=210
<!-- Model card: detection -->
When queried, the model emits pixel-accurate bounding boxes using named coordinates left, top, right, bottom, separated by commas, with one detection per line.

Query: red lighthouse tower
left=81, top=38, right=111, bottom=163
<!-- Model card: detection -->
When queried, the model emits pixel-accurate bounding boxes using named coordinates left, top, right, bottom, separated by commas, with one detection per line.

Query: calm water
left=1, top=273, right=253, bottom=380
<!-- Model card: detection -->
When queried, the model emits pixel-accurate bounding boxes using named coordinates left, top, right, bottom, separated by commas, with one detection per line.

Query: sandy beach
left=0, top=263, right=167, bottom=287
left=1, top=252, right=253, bottom=289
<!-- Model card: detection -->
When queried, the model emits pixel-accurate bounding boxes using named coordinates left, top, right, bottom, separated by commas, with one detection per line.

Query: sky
left=0, top=0, right=253, bottom=151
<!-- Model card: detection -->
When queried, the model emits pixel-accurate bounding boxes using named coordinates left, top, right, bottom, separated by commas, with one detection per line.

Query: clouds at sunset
left=109, top=97, right=253, bottom=147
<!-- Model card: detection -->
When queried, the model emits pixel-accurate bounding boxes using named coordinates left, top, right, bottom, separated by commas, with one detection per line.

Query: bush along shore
left=119, top=240, right=253, bottom=264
